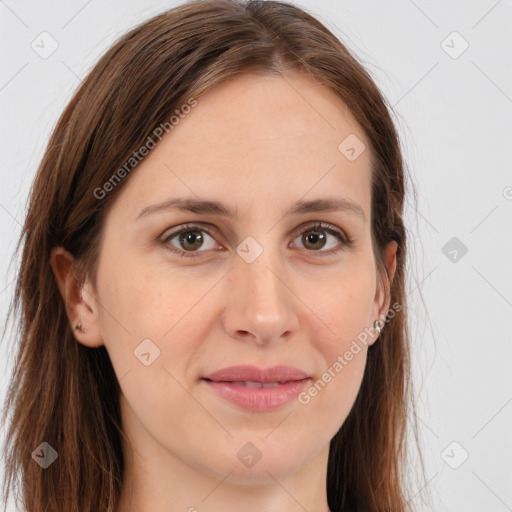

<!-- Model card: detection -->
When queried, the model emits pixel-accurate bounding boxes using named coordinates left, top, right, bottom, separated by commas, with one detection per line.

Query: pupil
left=181, top=231, right=203, bottom=250
left=305, top=230, right=326, bottom=249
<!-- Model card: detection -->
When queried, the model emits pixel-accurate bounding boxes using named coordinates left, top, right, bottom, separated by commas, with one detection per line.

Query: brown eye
left=291, top=222, right=353, bottom=255
left=161, top=221, right=353, bottom=259
left=178, top=230, right=204, bottom=251
left=301, top=229, right=327, bottom=250
left=162, top=224, right=221, bottom=257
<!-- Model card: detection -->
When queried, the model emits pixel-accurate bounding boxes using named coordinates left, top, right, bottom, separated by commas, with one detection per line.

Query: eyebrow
left=134, top=196, right=366, bottom=222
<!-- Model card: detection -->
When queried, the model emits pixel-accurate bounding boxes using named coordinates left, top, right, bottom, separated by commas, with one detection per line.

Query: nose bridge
left=236, top=225, right=285, bottom=304
left=223, top=238, right=298, bottom=343
left=243, top=253, right=284, bottom=316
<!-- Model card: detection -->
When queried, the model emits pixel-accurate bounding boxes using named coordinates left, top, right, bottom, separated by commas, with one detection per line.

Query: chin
left=217, top=459, right=304, bottom=485
left=197, top=443, right=311, bottom=485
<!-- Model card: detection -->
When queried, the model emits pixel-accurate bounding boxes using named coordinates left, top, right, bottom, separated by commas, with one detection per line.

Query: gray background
left=1, top=1, right=511, bottom=511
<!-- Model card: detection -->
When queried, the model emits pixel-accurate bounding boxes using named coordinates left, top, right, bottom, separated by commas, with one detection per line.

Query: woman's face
left=75, top=71, right=395, bottom=484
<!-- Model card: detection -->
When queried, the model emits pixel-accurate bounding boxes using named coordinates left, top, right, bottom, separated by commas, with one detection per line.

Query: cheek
left=304, top=346, right=368, bottom=437
left=95, top=256, right=214, bottom=437
left=312, top=264, right=376, bottom=350
left=302, top=289, right=371, bottom=428
left=95, top=252, right=217, bottom=381
left=304, top=265, right=375, bottom=418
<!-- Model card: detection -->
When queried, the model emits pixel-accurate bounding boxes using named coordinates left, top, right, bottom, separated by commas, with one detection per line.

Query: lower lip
left=202, top=378, right=310, bottom=412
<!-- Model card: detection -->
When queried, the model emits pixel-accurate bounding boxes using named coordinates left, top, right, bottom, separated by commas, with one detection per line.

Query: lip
left=203, top=364, right=309, bottom=383
left=201, top=365, right=311, bottom=412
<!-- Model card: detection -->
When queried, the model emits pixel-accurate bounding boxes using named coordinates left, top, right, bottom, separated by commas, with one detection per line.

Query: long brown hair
left=1, top=1, right=426, bottom=510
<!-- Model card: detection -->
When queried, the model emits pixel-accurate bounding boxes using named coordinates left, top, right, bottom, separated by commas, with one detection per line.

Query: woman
left=1, top=0, right=425, bottom=510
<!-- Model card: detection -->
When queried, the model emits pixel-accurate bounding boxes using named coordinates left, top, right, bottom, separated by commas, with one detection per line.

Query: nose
left=222, top=254, right=299, bottom=346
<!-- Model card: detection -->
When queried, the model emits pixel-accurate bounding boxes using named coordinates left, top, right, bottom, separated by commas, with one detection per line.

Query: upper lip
left=202, top=365, right=310, bottom=383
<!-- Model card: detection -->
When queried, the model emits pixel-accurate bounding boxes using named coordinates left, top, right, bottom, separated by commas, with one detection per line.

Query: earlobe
left=49, top=247, right=104, bottom=348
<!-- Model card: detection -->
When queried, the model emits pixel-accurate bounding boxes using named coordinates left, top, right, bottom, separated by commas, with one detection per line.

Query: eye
left=161, top=221, right=354, bottom=258
left=161, top=223, right=222, bottom=258
left=290, top=222, right=353, bottom=255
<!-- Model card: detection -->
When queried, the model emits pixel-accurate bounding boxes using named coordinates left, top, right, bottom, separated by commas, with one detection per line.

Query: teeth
left=231, top=381, right=283, bottom=388
left=245, top=381, right=263, bottom=388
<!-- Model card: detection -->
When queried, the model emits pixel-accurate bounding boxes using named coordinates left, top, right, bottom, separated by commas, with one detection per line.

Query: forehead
left=109, top=70, right=373, bottom=222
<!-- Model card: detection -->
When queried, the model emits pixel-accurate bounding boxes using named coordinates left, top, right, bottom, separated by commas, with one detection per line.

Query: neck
left=116, top=397, right=332, bottom=512
left=117, top=448, right=332, bottom=512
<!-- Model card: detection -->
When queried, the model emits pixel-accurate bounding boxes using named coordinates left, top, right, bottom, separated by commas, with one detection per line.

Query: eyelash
left=160, top=221, right=355, bottom=258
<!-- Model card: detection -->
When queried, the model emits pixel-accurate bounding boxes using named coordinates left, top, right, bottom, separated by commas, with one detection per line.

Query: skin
left=51, top=70, right=397, bottom=512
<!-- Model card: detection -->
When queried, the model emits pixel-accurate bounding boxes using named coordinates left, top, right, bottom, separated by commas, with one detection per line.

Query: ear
left=49, top=246, right=104, bottom=348
left=368, top=240, right=398, bottom=346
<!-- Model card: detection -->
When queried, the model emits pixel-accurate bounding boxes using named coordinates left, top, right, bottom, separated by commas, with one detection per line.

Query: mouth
left=202, top=364, right=310, bottom=384
left=202, top=378, right=306, bottom=387
left=200, top=365, right=311, bottom=411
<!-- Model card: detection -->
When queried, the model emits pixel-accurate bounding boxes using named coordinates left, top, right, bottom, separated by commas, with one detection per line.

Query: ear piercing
left=75, top=321, right=87, bottom=333
left=75, top=289, right=87, bottom=333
